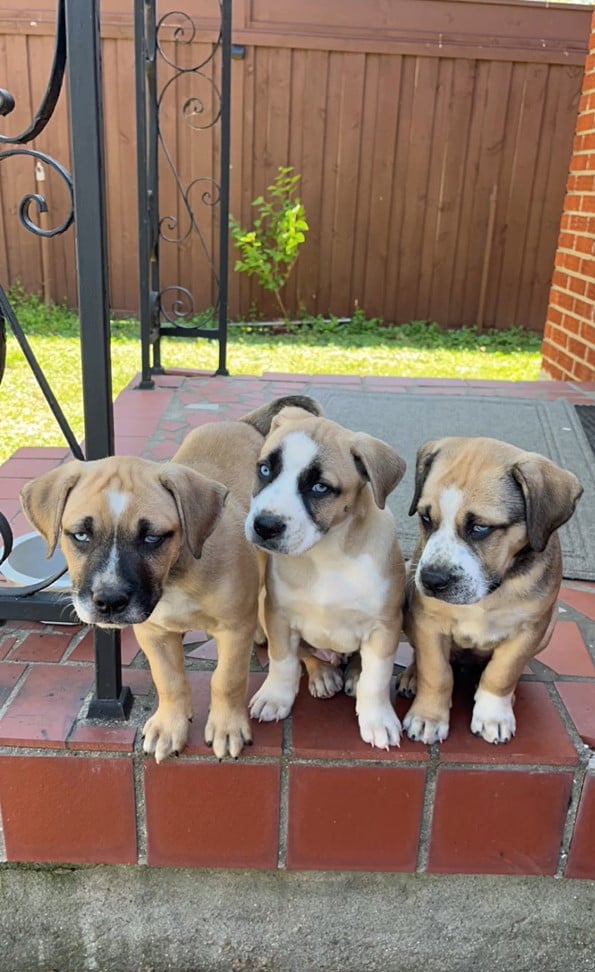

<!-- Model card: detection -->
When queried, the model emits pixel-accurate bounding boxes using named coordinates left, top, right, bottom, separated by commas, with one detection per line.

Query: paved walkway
left=0, top=372, right=593, bottom=878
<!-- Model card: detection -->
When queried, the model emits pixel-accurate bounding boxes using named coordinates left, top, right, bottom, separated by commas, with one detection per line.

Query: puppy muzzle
left=73, top=583, right=159, bottom=628
left=248, top=512, right=288, bottom=552
left=417, top=563, right=487, bottom=605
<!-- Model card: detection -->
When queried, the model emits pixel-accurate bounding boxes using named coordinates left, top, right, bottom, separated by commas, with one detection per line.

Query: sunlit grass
left=0, top=292, right=543, bottom=464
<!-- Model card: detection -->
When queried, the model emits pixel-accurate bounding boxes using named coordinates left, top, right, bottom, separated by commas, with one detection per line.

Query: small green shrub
left=230, top=166, right=308, bottom=320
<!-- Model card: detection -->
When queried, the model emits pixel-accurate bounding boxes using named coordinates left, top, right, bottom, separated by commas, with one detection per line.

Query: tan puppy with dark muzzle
left=20, top=395, right=320, bottom=762
left=244, top=403, right=407, bottom=749
left=401, top=436, right=583, bottom=745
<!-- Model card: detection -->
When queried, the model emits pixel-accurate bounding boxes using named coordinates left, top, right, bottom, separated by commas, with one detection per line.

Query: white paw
left=357, top=701, right=402, bottom=750
left=403, top=711, right=449, bottom=745
left=249, top=681, right=296, bottom=722
left=471, top=688, right=516, bottom=744
left=309, top=666, right=344, bottom=699
left=142, top=705, right=191, bottom=763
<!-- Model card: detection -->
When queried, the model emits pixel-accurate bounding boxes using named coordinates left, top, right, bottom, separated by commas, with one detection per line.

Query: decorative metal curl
left=156, top=11, right=220, bottom=74
left=158, top=70, right=222, bottom=131
left=0, top=148, right=74, bottom=237
left=158, top=177, right=221, bottom=245
left=158, top=285, right=196, bottom=324
left=0, top=0, right=66, bottom=145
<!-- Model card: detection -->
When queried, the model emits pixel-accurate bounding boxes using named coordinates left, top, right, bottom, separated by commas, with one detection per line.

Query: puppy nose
left=420, top=566, right=451, bottom=595
left=92, top=588, right=131, bottom=615
left=253, top=513, right=286, bottom=542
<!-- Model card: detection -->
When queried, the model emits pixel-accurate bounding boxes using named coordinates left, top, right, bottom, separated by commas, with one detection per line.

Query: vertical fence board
left=0, top=2, right=590, bottom=331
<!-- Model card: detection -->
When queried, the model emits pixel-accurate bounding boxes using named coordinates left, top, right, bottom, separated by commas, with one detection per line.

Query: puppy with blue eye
left=243, top=401, right=407, bottom=750
left=401, top=436, right=582, bottom=745
left=19, top=394, right=321, bottom=763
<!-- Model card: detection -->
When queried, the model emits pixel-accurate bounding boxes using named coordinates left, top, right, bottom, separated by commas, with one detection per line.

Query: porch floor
left=0, top=371, right=594, bottom=879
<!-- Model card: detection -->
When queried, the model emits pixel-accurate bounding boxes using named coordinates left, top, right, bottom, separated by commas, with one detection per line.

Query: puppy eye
left=311, top=482, right=329, bottom=495
left=144, top=534, right=164, bottom=547
left=258, top=463, right=271, bottom=479
left=419, top=512, right=432, bottom=527
left=470, top=523, right=492, bottom=539
left=71, top=531, right=90, bottom=544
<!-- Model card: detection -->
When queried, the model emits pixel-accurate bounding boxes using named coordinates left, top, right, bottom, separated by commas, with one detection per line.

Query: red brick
left=67, top=723, right=138, bottom=752
left=145, top=761, right=280, bottom=868
left=0, top=665, right=92, bottom=748
left=538, top=622, right=595, bottom=678
left=0, top=756, right=137, bottom=864
left=287, top=764, right=425, bottom=871
left=556, top=682, right=595, bottom=750
left=0, top=662, right=27, bottom=706
left=428, top=768, right=572, bottom=875
left=436, top=680, right=578, bottom=765
left=181, top=671, right=283, bottom=758
left=566, top=775, right=595, bottom=879
left=560, top=586, right=595, bottom=621
left=68, top=626, right=140, bottom=665
left=8, top=632, right=71, bottom=664
left=290, top=678, right=429, bottom=762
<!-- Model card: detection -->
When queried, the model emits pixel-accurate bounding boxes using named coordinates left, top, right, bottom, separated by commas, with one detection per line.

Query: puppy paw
left=397, top=663, right=417, bottom=698
left=471, top=688, right=516, bottom=744
left=143, top=704, right=192, bottom=763
left=343, top=656, right=361, bottom=698
left=357, top=701, right=402, bottom=750
left=308, top=664, right=344, bottom=699
left=249, top=681, right=296, bottom=722
left=205, top=706, right=252, bottom=759
left=403, top=709, right=449, bottom=745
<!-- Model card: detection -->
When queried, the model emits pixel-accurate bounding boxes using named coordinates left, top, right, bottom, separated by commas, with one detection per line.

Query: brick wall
left=542, top=9, right=595, bottom=381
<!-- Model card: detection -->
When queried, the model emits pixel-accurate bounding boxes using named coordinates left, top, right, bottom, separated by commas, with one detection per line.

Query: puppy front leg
left=250, top=600, right=301, bottom=722
left=357, top=627, right=401, bottom=750
left=402, top=633, right=453, bottom=744
left=205, top=623, right=254, bottom=759
left=134, top=622, right=192, bottom=763
left=471, top=630, right=544, bottom=744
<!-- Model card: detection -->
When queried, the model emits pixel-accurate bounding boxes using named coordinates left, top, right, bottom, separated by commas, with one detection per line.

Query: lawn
left=0, top=291, right=543, bottom=465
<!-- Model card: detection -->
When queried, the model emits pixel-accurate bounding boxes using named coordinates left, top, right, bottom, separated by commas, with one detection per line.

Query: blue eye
left=471, top=523, right=492, bottom=539
left=259, top=463, right=271, bottom=478
left=72, top=531, right=90, bottom=544
left=312, top=482, right=329, bottom=494
left=419, top=512, right=432, bottom=527
left=144, top=535, right=163, bottom=546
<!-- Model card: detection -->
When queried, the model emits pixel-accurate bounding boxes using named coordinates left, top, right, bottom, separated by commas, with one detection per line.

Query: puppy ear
left=159, top=465, right=228, bottom=560
left=408, top=441, right=440, bottom=516
left=350, top=433, right=406, bottom=509
left=20, top=462, right=83, bottom=557
left=511, top=457, right=583, bottom=553
left=241, top=395, right=323, bottom=436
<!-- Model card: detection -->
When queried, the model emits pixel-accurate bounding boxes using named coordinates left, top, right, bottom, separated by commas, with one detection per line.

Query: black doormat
left=576, top=405, right=595, bottom=457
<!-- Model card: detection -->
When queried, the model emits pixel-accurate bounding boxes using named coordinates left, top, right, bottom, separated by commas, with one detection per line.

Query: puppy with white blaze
left=243, top=400, right=407, bottom=750
left=401, top=436, right=583, bottom=746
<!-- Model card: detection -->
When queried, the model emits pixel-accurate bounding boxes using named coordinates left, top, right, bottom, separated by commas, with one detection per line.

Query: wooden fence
left=0, top=0, right=592, bottom=330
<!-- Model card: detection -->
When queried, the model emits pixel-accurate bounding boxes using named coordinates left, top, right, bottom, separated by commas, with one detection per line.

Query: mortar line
left=556, top=762, right=588, bottom=878
left=277, top=716, right=292, bottom=870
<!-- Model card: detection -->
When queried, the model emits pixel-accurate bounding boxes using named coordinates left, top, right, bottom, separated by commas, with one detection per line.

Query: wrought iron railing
left=135, top=0, right=232, bottom=385
left=0, top=0, right=132, bottom=719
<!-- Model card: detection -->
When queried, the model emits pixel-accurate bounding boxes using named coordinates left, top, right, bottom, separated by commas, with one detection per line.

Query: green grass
left=0, top=292, right=543, bottom=465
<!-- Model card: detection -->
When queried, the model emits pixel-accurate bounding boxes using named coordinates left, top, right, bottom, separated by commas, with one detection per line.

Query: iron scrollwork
left=0, top=0, right=74, bottom=238
left=137, top=0, right=231, bottom=374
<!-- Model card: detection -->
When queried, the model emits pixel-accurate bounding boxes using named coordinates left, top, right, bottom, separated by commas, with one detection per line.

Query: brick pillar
left=542, top=10, right=595, bottom=382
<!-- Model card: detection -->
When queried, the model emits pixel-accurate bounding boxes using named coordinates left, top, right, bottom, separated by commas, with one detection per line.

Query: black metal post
left=64, top=0, right=132, bottom=720
left=216, top=0, right=232, bottom=376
